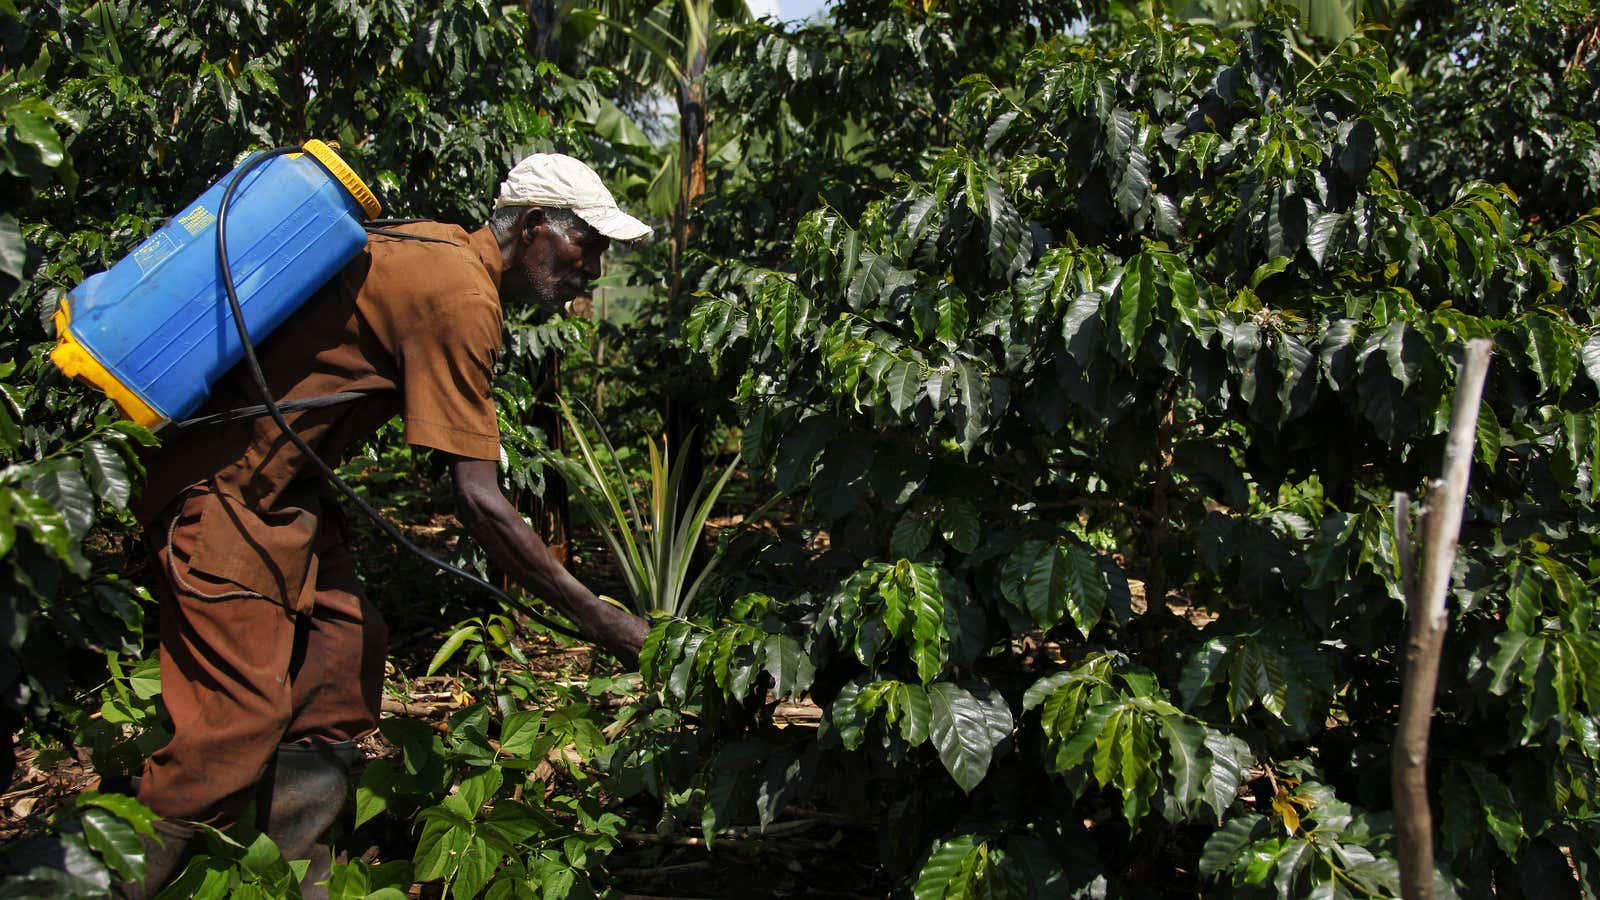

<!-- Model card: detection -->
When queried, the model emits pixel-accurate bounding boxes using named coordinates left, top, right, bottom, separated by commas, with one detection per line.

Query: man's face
left=507, top=210, right=610, bottom=315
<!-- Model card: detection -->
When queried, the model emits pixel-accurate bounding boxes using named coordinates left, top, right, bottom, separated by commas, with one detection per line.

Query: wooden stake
left=1392, top=338, right=1492, bottom=900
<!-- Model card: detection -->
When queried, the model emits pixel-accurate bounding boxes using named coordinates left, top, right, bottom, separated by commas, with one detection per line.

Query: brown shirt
left=138, top=222, right=505, bottom=612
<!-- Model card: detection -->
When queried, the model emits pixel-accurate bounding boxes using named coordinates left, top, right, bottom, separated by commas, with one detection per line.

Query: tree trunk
left=666, top=46, right=709, bottom=513
left=1392, top=338, right=1492, bottom=900
left=526, top=0, right=561, bottom=62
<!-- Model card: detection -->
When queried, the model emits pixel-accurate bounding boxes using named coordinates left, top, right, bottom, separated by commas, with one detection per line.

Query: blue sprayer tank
left=50, top=140, right=381, bottom=429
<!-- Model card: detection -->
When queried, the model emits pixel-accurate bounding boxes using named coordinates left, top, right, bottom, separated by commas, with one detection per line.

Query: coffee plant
left=7, top=0, right=1600, bottom=897
left=1, top=1, right=648, bottom=894
left=1396, top=0, right=1600, bottom=226
left=667, top=9, right=1600, bottom=896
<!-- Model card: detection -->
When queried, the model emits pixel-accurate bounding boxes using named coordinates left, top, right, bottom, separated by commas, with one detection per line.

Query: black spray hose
left=217, top=147, right=586, bottom=642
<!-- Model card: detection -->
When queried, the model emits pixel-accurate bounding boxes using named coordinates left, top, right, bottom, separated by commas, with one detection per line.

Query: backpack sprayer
left=50, top=140, right=584, bottom=641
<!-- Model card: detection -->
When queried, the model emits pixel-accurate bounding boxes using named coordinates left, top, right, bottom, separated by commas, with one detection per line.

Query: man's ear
left=518, top=207, right=546, bottom=245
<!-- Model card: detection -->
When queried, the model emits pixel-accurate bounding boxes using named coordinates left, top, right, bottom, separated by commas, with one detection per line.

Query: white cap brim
left=573, top=205, right=652, bottom=242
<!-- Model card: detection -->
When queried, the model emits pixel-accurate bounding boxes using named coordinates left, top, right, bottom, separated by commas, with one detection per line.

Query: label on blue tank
left=177, top=205, right=217, bottom=235
left=132, top=231, right=181, bottom=275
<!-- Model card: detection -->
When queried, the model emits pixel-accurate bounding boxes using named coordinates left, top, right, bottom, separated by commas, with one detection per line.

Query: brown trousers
left=137, top=495, right=388, bottom=826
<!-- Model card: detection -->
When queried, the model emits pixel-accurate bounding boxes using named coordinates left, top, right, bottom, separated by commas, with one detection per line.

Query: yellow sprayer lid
left=301, top=139, right=382, bottom=220
left=50, top=300, right=166, bottom=429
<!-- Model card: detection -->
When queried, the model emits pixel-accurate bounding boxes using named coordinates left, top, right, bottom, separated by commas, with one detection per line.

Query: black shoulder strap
left=363, top=219, right=461, bottom=245
left=171, top=389, right=395, bottom=430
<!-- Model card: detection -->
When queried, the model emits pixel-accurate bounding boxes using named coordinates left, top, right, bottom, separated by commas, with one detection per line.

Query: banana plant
left=549, top=394, right=739, bottom=618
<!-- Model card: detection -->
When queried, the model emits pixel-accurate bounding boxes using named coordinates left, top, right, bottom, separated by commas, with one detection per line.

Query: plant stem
left=1392, top=338, right=1492, bottom=900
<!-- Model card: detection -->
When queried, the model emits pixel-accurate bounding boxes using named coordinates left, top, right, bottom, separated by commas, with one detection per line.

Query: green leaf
left=24, top=463, right=95, bottom=542
left=3, top=832, right=114, bottom=895
left=895, top=682, right=933, bottom=746
left=330, top=860, right=412, bottom=900
left=887, top=361, right=921, bottom=415
left=498, top=710, right=542, bottom=758
left=447, top=767, right=502, bottom=820
left=1081, top=704, right=1162, bottom=825
left=412, top=815, right=471, bottom=881
left=1248, top=256, right=1291, bottom=290
left=1460, top=762, right=1523, bottom=857
left=640, top=619, right=690, bottom=685
left=12, top=490, right=88, bottom=574
left=1319, top=318, right=1359, bottom=390
left=0, top=395, right=18, bottom=454
left=80, top=807, right=145, bottom=883
left=426, top=626, right=481, bottom=676
left=449, top=834, right=501, bottom=900
left=7, top=105, right=67, bottom=167
left=762, top=635, right=816, bottom=699
left=239, top=830, right=287, bottom=878
left=914, top=835, right=980, bottom=900
left=1535, top=554, right=1582, bottom=617
left=1000, top=541, right=1105, bottom=636
left=1166, top=263, right=1203, bottom=331
left=1582, top=333, right=1600, bottom=390
left=1160, top=716, right=1208, bottom=816
left=702, top=766, right=744, bottom=845
left=1058, top=543, right=1108, bottom=639
left=846, top=252, right=892, bottom=310
left=1487, top=631, right=1533, bottom=696
left=83, top=442, right=133, bottom=510
left=928, top=681, right=1012, bottom=793
left=109, top=421, right=159, bottom=446
left=1523, top=316, right=1577, bottom=398
left=1199, top=814, right=1263, bottom=877
left=1380, top=320, right=1412, bottom=391
left=935, top=291, right=968, bottom=345
left=1118, top=253, right=1158, bottom=352
left=1275, top=336, right=1315, bottom=424
left=1203, top=731, right=1252, bottom=821
left=1507, top=562, right=1541, bottom=634
left=947, top=840, right=993, bottom=900
left=755, top=751, right=807, bottom=833
left=1476, top=403, right=1501, bottom=472
left=1061, top=293, right=1102, bottom=348
left=0, top=215, right=25, bottom=285
left=1022, top=671, right=1075, bottom=713
left=882, top=561, right=949, bottom=684
left=1115, top=131, right=1151, bottom=217
left=831, top=680, right=867, bottom=750
left=953, top=358, right=989, bottom=455
left=77, top=792, right=158, bottom=838
left=938, top=498, right=980, bottom=553
left=891, top=511, right=934, bottom=559
left=1306, top=211, right=1344, bottom=267
left=356, top=761, right=398, bottom=828
left=127, top=657, right=161, bottom=700
left=983, top=179, right=1026, bottom=279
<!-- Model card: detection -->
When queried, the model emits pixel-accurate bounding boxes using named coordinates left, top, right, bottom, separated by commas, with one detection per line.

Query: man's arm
left=448, top=455, right=649, bottom=665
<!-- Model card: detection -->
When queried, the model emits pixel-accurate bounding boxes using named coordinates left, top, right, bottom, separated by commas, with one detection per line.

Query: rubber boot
left=113, top=819, right=196, bottom=900
left=256, top=741, right=363, bottom=900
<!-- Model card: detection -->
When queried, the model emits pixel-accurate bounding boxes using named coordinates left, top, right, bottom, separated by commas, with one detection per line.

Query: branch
left=1392, top=338, right=1492, bottom=900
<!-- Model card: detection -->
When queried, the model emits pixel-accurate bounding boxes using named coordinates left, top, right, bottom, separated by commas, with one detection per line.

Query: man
left=121, top=153, right=651, bottom=898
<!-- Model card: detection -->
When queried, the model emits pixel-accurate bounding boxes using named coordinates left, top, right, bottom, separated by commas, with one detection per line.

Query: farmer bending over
left=119, top=154, right=651, bottom=899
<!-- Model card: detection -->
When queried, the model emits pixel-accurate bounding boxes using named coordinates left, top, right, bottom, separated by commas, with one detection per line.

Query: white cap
left=495, top=153, right=652, bottom=241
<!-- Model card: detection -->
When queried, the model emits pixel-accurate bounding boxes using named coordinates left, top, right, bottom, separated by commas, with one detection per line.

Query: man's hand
left=447, top=455, right=649, bottom=665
